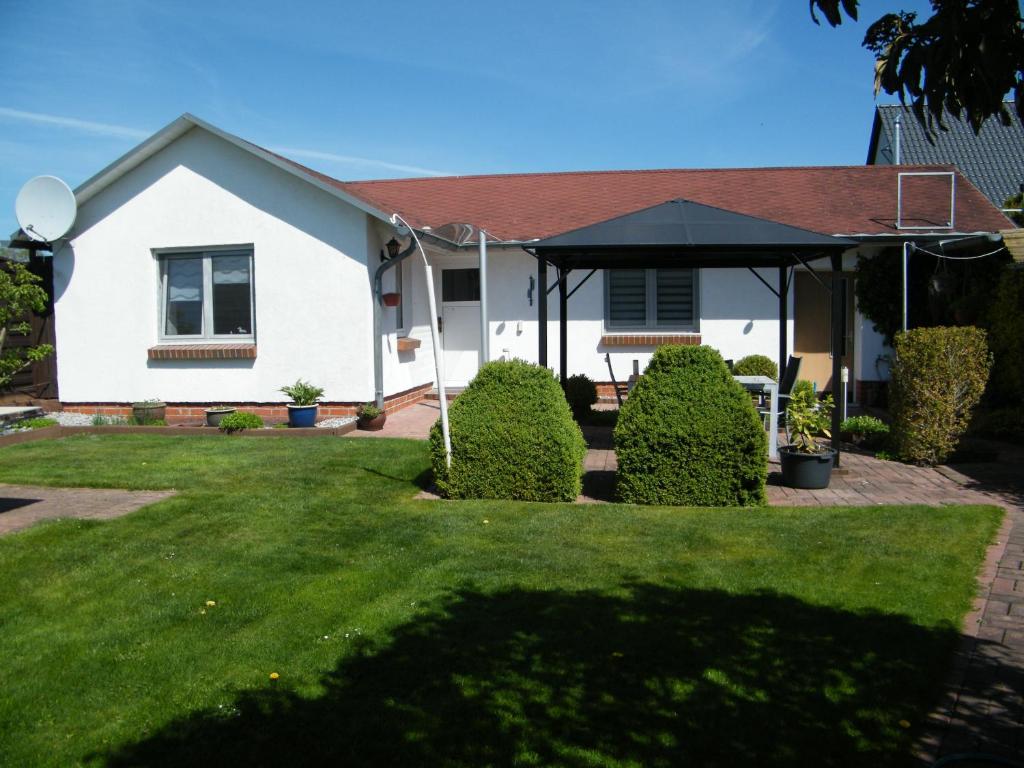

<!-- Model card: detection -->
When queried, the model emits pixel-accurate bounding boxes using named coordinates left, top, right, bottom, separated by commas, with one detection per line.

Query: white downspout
left=894, top=113, right=901, bottom=165
left=479, top=228, right=489, bottom=365
left=391, top=213, right=451, bottom=467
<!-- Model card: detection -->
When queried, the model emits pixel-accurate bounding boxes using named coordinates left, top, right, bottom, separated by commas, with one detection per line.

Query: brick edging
left=913, top=469, right=1018, bottom=764
left=0, top=422, right=357, bottom=447
left=58, top=382, right=435, bottom=421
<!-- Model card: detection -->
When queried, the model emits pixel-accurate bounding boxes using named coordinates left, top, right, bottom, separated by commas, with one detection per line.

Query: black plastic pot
left=779, top=446, right=836, bottom=489
left=204, top=408, right=236, bottom=427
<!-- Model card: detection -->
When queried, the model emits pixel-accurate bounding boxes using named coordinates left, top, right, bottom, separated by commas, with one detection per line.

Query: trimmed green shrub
left=563, top=374, right=598, bottom=420
left=890, top=327, right=990, bottom=465
left=219, top=411, right=264, bottom=432
left=430, top=359, right=586, bottom=501
left=614, top=345, right=767, bottom=506
left=840, top=415, right=890, bottom=450
left=984, top=266, right=1024, bottom=406
left=733, top=354, right=778, bottom=381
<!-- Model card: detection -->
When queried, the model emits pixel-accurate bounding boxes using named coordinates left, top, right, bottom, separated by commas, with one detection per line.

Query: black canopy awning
left=528, top=199, right=855, bottom=269
left=524, top=198, right=855, bottom=464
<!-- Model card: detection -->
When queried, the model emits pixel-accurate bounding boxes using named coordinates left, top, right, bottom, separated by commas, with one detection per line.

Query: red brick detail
left=396, top=337, right=421, bottom=352
left=600, top=334, right=700, bottom=347
left=58, top=383, right=435, bottom=425
left=148, top=344, right=257, bottom=360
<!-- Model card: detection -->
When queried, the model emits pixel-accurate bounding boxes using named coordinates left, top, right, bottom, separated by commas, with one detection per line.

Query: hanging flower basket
left=382, top=292, right=401, bottom=307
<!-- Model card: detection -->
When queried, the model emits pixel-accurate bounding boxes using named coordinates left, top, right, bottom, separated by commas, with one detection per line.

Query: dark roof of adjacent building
left=867, top=102, right=1024, bottom=208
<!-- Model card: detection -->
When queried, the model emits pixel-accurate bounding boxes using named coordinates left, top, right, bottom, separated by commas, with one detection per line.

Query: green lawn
left=0, top=434, right=1002, bottom=767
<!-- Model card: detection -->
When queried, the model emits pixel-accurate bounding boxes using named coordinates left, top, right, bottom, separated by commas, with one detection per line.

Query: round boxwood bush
left=732, top=354, right=778, bottom=381
left=563, top=373, right=598, bottom=421
left=430, top=359, right=587, bottom=501
left=614, top=345, right=767, bottom=506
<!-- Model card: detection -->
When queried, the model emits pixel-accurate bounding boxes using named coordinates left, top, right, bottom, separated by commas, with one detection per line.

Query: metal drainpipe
left=894, top=113, right=901, bottom=165
left=372, top=243, right=417, bottom=409
left=479, top=229, right=489, bottom=366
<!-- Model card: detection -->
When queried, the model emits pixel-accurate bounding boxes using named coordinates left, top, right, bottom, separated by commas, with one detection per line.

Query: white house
left=33, top=114, right=1011, bottom=420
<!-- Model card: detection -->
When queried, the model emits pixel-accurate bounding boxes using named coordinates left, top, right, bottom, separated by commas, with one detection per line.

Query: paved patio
left=0, top=483, right=175, bottom=536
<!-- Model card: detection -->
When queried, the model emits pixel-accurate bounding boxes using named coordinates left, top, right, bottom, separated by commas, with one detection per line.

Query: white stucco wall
left=54, top=127, right=388, bottom=403
left=52, top=127, right=885, bottom=404
left=421, top=246, right=795, bottom=382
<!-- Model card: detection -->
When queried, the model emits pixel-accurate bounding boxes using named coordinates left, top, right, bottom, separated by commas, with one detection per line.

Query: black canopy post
left=830, top=252, right=844, bottom=467
left=537, top=258, right=548, bottom=367
left=558, top=267, right=569, bottom=384
left=778, top=263, right=788, bottom=383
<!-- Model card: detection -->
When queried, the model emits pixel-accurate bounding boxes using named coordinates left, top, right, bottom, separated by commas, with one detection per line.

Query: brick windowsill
left=396, top=337, right=421, bottom=352
left=601, top=334, right=701, bottom=347
left=148, top=344, right=257, bottom=360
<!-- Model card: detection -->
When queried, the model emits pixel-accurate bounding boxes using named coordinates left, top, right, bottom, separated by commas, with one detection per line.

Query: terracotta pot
left=382, top=292, right=401, bottom=307
left=357, top=413, right=387, bottom=431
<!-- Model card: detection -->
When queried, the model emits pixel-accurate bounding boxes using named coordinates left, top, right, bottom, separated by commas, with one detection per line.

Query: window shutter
left=656, top=269, right=694, bottom=325
left=608, top=270, right=647, bottom=326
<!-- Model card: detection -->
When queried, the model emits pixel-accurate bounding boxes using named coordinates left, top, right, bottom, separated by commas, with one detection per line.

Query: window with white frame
left=159, top=249, right=254, bottom=340
left=605, top=268, right=698, bottom=330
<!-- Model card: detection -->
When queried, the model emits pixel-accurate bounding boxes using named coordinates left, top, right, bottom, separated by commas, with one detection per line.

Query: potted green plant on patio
left=280, top=380, right=324, bottom=428
left=779, top=388, right=836, bottom=489
left=356, top=402, right=386, bottom=431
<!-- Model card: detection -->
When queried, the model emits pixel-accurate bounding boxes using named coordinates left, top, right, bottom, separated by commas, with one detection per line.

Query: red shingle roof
left=331, top=165, right=1010, bottom=242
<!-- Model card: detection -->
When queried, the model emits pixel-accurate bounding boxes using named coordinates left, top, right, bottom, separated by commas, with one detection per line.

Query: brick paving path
left=0, top=483, right=175, bottom=536
left=347, top=401, right=442, bottom=439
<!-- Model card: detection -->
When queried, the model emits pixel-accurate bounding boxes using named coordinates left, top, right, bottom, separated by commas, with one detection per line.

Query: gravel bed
left=316, top=417, right=356, bottom=429
left=52, top=412, right=103, bottom=427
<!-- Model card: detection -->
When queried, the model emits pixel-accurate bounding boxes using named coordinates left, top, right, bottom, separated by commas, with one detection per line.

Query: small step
left=425, top=388, right=464, bottom=401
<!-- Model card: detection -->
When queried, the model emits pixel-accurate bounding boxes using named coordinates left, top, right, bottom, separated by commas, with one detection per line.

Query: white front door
left=441, top=268, right=481, bottom=387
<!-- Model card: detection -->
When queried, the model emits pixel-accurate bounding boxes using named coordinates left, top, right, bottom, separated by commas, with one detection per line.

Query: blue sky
left=1, top=0, right=932, bottom=236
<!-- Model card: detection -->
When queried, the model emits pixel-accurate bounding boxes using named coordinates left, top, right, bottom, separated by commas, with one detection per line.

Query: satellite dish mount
left=15, top=175, right=77, bottom=244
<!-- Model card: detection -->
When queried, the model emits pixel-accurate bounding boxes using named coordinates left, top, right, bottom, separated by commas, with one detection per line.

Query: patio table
left=734, top=375, right=779, bottom=459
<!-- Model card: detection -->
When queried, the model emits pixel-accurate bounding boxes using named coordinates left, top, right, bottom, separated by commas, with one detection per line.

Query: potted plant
left=132, top=399, right=166, bottom=423
left=280, top=379, right=324, bottom=428
left=779, top=389, right=836, bottom=489
left=204, top=405, right=237, bottom=428
left=356, top=402, right=387, bottom=431
left=381, top=292, right=401, bottom=307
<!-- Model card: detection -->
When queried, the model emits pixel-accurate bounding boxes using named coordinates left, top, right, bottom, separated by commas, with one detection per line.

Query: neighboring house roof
left=342, top=164, right=1010, bottom=242
left=867, top=102, right=1024, bottom=208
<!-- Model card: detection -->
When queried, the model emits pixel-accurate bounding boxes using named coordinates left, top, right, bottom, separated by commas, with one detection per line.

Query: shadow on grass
left=99, top=585, right=963, bottom=767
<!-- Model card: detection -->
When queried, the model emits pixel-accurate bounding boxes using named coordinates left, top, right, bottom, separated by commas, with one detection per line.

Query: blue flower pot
left=287, top=404, right=318, bottom=428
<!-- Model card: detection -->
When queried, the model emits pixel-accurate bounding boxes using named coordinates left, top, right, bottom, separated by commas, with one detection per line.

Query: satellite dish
left=15, top=175, right=77, bottom=243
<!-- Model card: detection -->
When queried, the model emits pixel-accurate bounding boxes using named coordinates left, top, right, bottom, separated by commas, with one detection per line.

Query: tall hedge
left=890, top=326, right=990, bottom=465
left=429, top=360, right=587, bottom=501
left=985, top=267, right=1024, bottom=406
left=614, top=345, right=767, bottom=506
